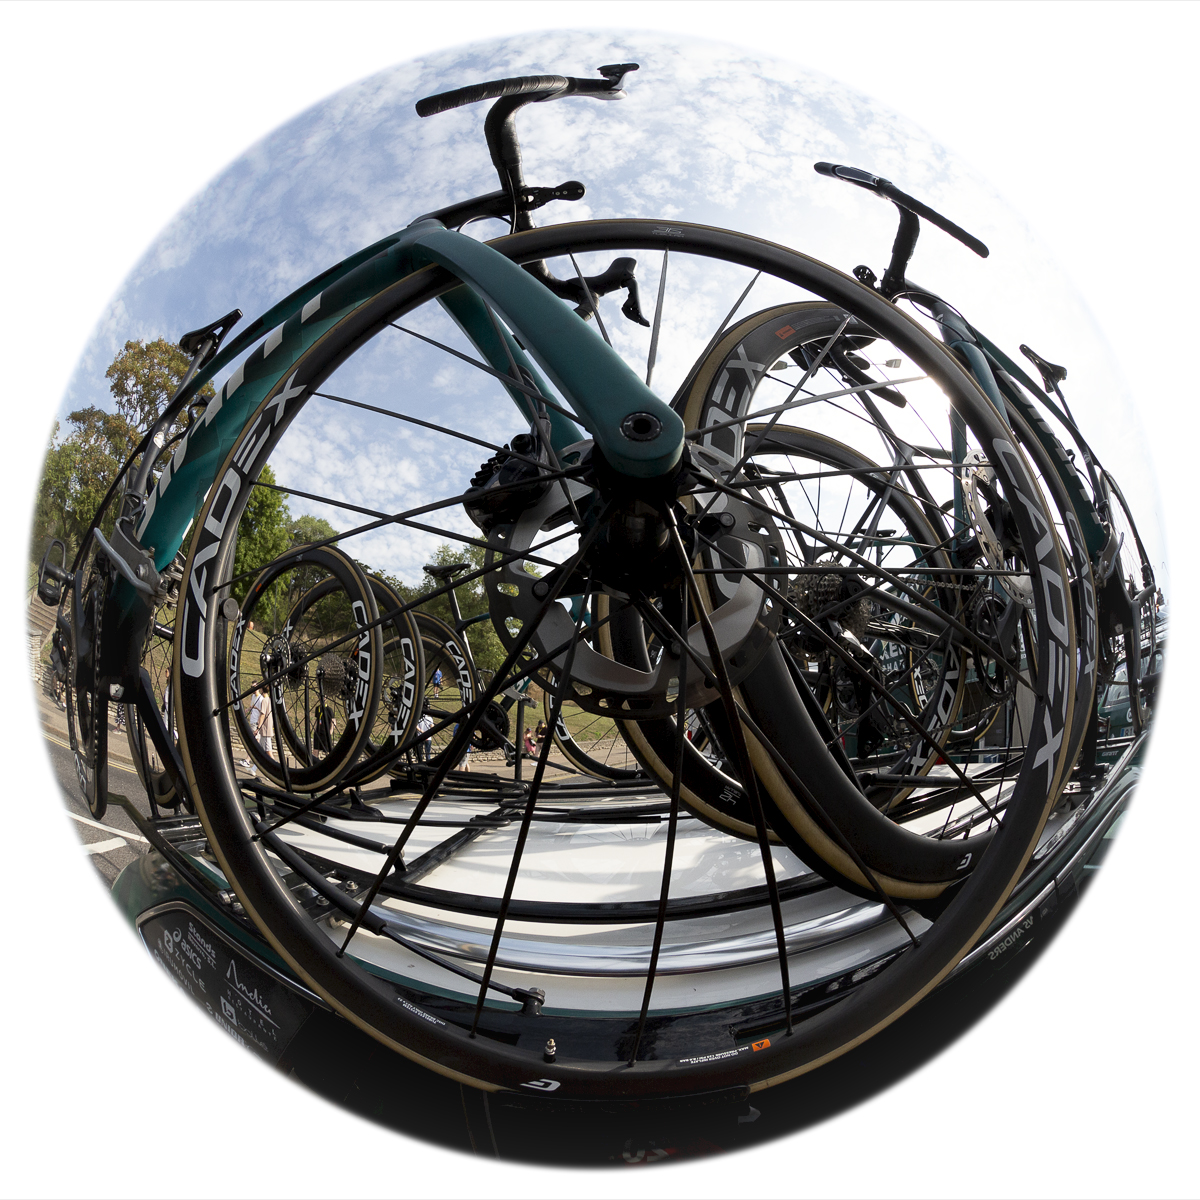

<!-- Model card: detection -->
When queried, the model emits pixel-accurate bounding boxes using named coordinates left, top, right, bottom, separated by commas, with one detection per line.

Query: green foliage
left=29, top=338, right=519, bottom=682
left=106, top=338, right=214, bottom=437
left=32, top=408, right=136, bottom=552
left=423, top=542, right=505, bottom=673
left=289, top=514, right=339, bottom=547
left=374, top=541, right=506, bottom=673
left=32, top=338, right=215, bottom=564
left=231, top=464, right=292, bottom=604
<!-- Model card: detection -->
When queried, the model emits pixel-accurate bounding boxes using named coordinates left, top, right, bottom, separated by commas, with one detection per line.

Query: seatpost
left=446, top=577, right=466, bottom=631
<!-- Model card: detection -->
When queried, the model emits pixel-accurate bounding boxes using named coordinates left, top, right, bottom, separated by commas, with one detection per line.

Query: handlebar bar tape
left=416, top=75, right=573, bottom=117
left=416, top=66, right=637, bottom=118
left=815, top=162, right=989, bottom=259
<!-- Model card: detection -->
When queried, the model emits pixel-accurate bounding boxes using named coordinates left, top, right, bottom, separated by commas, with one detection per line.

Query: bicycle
left=39, top=63, right=1097, bottom=1100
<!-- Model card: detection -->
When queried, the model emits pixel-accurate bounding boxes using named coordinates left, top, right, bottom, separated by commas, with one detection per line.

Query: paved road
left=39, top=723, right=153, bottom=888
left=37, top=693, right=591, bottom=894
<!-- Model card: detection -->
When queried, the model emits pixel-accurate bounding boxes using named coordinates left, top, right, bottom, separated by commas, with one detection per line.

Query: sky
left=51, top=29, right=1166, bottom=589
left=3, top=5, right=1198, bottom=1199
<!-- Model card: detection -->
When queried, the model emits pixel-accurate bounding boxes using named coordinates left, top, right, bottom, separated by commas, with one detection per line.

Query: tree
left=32, top=338, right=215, bottom=564
left=404, top=541, right=507, bottom=673
left=33, top=406, right=137, bottom=552
left=105, top=338, right=214, bottom=439
left=231, top=464, right=292, bottom=603
left=288, top=514, right=339, bottom=548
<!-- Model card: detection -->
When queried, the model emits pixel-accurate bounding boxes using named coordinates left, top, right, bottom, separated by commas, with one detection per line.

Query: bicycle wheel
left=64, top=563, right=108, bottom=819
left=173, top=219, right=1074, bottom=1098
left=1098, top=469, right=1157, bottom=736
left=228, top=545, right=384, bottom=793
left=610, top=421, right=966, bottom=847
left=888, top=393, right=1097, bottom=773
left=992, top=400, right=1098, bottom=775
left=266, top=573, right=426, bottom=786
left=606, top=300, right=1074, bottom=902
left=124, top=559, right=183, bottom=809
left=547, top=687, right=644, bottom=780
left=411, top=611, right=480, bottom=773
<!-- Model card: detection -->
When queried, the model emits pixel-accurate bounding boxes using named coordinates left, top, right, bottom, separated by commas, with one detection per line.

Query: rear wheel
left=124, top=574, right=181, bottom=811
left=547, top=688, right=643, bottom=780
left=410, top=611, right=480, bottom=773
left=65, top=568, right=108, bottom=819
left=228, top=545, right=384, bottom=793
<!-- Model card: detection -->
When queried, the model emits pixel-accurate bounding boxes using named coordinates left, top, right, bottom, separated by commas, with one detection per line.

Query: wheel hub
left=483, top=441, right=783, bottom=717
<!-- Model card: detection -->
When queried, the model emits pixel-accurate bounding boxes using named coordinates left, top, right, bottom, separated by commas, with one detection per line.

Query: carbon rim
left=172, top=219, right=1075, bottom=1097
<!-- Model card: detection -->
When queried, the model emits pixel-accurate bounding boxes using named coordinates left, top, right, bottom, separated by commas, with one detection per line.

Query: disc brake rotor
left=483, top=445, right=782, bottom=718
left=960, top=448, right=1033, bottom=608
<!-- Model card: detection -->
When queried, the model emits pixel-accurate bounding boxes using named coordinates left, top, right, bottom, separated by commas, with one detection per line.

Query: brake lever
left=525, top=256, right=651, bottom=327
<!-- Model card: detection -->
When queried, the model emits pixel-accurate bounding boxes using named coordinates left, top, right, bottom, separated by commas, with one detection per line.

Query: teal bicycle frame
left=133, top=218, right=684, bottom=587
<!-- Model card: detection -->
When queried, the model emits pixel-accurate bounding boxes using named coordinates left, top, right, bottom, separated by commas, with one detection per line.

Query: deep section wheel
left=174, top=219, right=1075, bottom=1099
left=228, top=545, right=384, bottom=793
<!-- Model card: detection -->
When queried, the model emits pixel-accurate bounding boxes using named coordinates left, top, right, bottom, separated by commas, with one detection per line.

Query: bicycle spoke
left=685, top=375, right=927, bottom=441
left=630, top=593, right=922, bottom=948
left=568, top=252, right=611, bottom=347
left=469, top=571, right=593, bottom=1035
left=472, top=298, right=584, bottom=522
left=663, top=505, right=793, bottom=1034
left=313, top=389, right=568, bottom=473
left=251, top=477, right=562, bottom=568
left=327, top=598, right=629, bottom=796
left=670, top=270, right=763, bottom=408
left=335, top=505, right=613, bottom=956
left=696, top=526, right=1003, bottom=822
left=697, top=473, right=1036, bottom=689
left=727, top=315, right=852, bottom=481
left=627, top=578, right=689, bottom=1064
left=221, top=461, right=582, bottom=596
left=389, top=321, right=584, bottom=428
left=645, top=249, right=668, bottom=387
left=218, top=527, right=580, bottom=714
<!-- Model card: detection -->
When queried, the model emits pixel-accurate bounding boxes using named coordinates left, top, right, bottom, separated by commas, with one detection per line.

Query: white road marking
left=69, top=812, right=149, bottom=844
left=84, top=837, right=127, bottom=855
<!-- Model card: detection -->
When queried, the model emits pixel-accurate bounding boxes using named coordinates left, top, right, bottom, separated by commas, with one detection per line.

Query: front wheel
left=173, top=218, right=1076, bottom=1099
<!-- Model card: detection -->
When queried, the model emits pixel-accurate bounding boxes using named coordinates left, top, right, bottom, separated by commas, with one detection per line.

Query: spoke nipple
left=543, top=1038, right=557, bottom=1063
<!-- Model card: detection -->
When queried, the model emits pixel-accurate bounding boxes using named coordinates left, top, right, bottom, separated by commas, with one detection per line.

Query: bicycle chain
left=71, top=563, right=109, bottom=814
